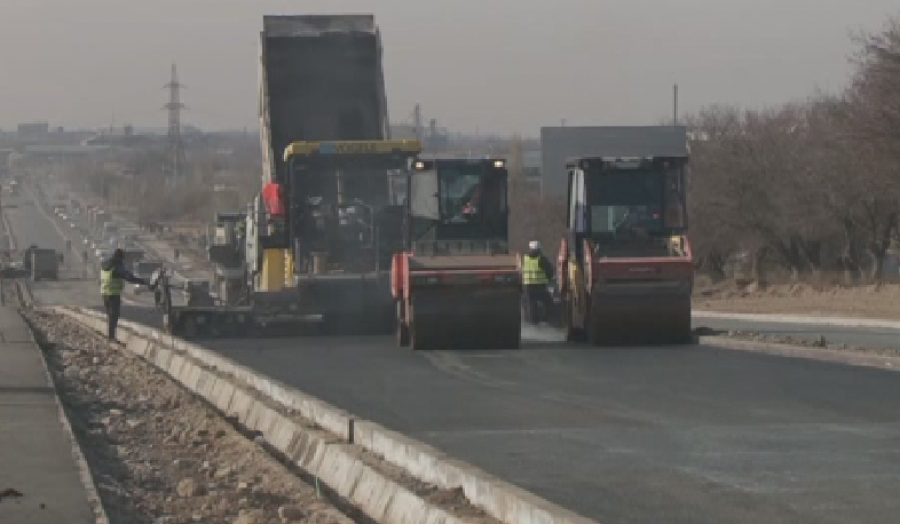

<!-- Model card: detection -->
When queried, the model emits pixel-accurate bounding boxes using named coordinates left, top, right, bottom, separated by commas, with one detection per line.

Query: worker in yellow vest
left=100, top=248, right=151, bottom=341
left=522, top=240, right=554, bottom=324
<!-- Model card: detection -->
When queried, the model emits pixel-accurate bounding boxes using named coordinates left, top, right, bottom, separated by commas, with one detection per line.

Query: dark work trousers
left=102, top=294, right=122, bottom=340
left=524, top=284, right=552, bottom=323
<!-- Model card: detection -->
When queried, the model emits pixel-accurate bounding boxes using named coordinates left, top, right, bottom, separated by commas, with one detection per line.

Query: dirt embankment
left=26, top=309, right=353, bottom=524
left=695, top=278, right=900, bottom=320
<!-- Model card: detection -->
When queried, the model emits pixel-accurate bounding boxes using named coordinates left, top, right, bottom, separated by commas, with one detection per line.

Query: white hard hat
left=528, top=240, right=541, bottom=251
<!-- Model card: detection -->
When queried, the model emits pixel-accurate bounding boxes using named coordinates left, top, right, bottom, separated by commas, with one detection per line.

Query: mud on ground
left=24, top=309, right=353, bottom=524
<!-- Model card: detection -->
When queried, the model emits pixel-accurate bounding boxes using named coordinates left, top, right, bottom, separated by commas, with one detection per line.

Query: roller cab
left=558, top=155, right=693, bottom=345
left=393, top=158, right=521, bottom=350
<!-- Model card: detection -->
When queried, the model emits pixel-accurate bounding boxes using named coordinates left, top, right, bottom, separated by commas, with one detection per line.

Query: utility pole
left=429, top=118, right=439, bottom=151
left=673, top=84, right=679, bottom=126
left=413, top=103, right=424, bottom=145
left=164, top=63, right=187, bottom=185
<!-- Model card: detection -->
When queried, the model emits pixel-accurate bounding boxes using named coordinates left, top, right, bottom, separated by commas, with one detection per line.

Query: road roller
left=392, top=158, right=521, bottom=350
left=558, top=153, right=693, bottom=345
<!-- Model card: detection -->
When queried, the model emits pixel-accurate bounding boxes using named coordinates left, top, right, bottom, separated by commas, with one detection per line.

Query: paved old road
left=10, top=183, right=900, bottom=524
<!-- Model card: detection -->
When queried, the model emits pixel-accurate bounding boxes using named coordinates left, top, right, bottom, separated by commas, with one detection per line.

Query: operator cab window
left=440, top=169, right=482, bottom=224
left=587, top=171, right=664, bottom=235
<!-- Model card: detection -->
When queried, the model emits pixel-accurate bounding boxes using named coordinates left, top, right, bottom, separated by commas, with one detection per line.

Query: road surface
left=10, top=182, right=900, bottom=524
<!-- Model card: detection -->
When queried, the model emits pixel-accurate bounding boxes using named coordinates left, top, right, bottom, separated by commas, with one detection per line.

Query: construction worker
left=100, top=248, right=151, bottom=341
left=522, top=240, right=554, bottom=323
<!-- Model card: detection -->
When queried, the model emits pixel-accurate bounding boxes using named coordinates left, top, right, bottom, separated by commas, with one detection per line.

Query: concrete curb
left=694, top=309, right=900, bottom=330
left=52, top=306, right=597, bottom=524
left=16, top=281, right=34, bottom=308
left=59, top=307, right=472, bottom=524
left=699, top=335, right=900, bottom=372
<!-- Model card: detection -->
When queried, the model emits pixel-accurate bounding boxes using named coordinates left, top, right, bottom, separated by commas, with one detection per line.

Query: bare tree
left=684, top=14, right=900, bottom=284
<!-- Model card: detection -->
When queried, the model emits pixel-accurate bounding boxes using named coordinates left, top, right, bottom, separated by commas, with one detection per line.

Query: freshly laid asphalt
left=10, top=185, right=900, bottom=524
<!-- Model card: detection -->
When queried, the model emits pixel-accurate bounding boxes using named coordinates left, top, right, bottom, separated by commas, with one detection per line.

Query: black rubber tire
left=409, top=304, right=436, bottom=351
left=586, top=312, right=601, bottom=346
left=397, top=323, right=410, bottom=347
left=585, top=302, right=610, bottom=346
left=410, top=321, right=432, bottom=351
left=507, top=307, right=523, bottom=349
left=670, top=306, right=694, bottom=345
left=564, top=298, right=585, bottom=342
left=504, top=323, right=522, bottom=350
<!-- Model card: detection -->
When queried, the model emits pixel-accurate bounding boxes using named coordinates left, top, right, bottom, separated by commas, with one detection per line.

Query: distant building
left=539, top=126, right=688, bottom=196
left=523, top=150, right=541, bottom=180
left=17, top=122, right=49, bottom=139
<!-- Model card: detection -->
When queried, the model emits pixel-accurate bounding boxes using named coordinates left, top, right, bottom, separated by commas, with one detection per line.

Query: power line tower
left=163, top=63, right=186, bottom=184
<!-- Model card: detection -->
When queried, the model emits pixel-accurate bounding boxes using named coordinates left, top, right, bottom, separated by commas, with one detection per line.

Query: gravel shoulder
left=24, top=309, right=354, bottom=524
left=695, top=280, right=900, bottom=320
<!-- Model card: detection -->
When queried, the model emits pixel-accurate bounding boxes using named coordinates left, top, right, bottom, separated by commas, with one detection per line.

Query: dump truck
left=259, top=14, right=390, bottom=188
left=392, top=158, right=521, bottom=350
left=152, top=11, right=413, bottom=339
left=557, top=127, right=692, bottom=344
left=250, top=14, right=401, bottom=330
left=156, top=139, right=420, bottom=338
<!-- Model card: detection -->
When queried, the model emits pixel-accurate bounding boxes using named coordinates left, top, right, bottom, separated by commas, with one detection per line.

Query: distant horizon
left=1, top=2, right=897, bottom=135
left=0, top=123, right=546, bottom=140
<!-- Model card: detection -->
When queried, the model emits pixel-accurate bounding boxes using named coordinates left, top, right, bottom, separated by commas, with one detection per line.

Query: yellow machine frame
left=283, top=139, right=422, bottom=161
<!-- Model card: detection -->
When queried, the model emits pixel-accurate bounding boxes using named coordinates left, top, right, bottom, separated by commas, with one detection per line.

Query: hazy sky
left=0, top=0, right=896, bottom=135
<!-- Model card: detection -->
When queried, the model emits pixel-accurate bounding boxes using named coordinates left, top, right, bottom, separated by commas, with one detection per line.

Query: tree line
left=687, top=15, right=900, bottom=283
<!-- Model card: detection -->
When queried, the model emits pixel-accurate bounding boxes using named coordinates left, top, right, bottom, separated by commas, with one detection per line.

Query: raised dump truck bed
left=259, top=14, right=390, bottom=187
left=157, top=15, right=411, bottom=340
